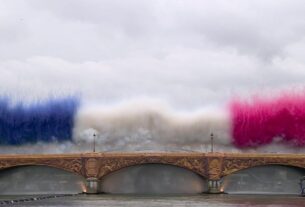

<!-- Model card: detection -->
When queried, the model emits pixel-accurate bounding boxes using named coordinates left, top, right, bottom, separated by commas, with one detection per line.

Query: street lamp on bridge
left=93, top=133, right=96, bottom=153
left=210, top=132, right=214, bottom=153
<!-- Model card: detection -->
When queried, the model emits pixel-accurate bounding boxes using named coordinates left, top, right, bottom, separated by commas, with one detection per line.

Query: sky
left=1, top=0, right=305, bottom=110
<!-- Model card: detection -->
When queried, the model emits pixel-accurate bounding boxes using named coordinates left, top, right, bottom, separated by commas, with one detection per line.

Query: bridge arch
left=0, top=165, right=86, bottom=195
left=99, top=163, right=208, bottom=194
left=0, top=163, right=84, bottom=179
left=0, top=157, right=84, bottom=178
left=222, top=162, right=305, bottom=178
left=221, top=164, right=305, bottom=194
left=97, top=156, right=207, bottom=179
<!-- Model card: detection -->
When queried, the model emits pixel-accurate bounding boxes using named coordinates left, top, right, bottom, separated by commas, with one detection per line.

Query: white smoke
left=73, top=99, right=232, bottom=151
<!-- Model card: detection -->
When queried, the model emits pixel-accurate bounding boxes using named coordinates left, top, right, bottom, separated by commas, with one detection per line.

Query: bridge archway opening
left=221, top=165, right=305, bottom=195
left=0, top=165, right=86, bottom=195
left=100, top=164, right=207, bottom=194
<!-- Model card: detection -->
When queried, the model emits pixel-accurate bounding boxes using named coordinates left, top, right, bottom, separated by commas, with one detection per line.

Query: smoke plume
left=0, top=96, right=79, bottom=145
left=73, top=100, right=231, bottom=151
left=230, top=92, right=305, bottom=147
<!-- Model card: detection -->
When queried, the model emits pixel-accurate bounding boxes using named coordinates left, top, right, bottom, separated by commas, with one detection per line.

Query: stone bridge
left=1, top=152, right=305, bottom=193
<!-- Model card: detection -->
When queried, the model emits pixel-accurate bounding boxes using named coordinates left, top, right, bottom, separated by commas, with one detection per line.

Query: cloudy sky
left=1, top=0, right=305, bottom=110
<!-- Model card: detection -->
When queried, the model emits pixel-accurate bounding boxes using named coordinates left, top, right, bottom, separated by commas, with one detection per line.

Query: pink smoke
left=230, top=92, right=305, bottom=148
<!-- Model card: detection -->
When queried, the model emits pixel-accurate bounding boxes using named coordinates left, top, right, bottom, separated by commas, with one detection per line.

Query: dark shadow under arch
left=222, top=164, right=305, bottom=195
left=100, top=163, right=207, bottom=194
left=0, top=165, right=86, bottom=195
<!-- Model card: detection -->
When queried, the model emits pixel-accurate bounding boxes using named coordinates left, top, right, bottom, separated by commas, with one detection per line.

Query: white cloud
left=0, top=0, right=305, bottom=109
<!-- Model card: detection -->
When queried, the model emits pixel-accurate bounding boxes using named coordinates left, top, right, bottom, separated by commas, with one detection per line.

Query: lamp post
left=93, top=133, right=96, bottom=153
left=210, top=132, right=214, bottom=153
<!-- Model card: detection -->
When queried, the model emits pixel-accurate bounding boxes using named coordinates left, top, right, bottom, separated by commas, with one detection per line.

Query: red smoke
left=230, top=93, right=305, bottom=148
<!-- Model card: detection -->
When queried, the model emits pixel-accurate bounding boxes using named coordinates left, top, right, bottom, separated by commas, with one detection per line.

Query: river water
left=2, top=194, right=305, bottom=207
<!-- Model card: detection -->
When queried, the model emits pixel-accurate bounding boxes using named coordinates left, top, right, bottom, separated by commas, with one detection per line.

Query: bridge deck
left=1, top=152, right=305, bottom=158
left=0, top=152, right=305, bottom=181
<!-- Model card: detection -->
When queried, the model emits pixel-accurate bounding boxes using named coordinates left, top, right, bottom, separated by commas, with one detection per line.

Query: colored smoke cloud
left=0, top=97, right=79, bottom=145
left=230, top=93, right=305, bottom=148
left=2, top=91, right=305, bottom=153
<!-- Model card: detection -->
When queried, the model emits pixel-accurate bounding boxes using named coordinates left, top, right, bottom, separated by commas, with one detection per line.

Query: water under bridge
left=0, top=152, right=305, bottom=194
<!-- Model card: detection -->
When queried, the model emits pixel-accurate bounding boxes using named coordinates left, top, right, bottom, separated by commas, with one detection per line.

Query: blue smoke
left=0, top=97, right=79, bottom=145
